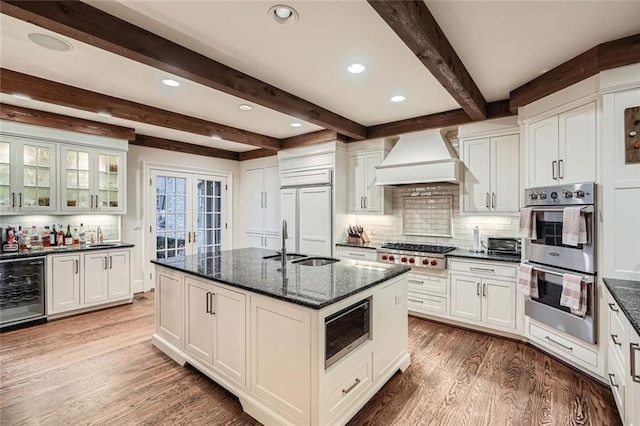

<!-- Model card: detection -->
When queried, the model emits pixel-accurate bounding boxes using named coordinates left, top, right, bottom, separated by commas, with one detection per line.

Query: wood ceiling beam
left=280, top=130, right=349, bottom=150
left=0, top=68, right=280, bottom=150
left=367, top=100, right=513, bottom=139
left=131, top=135, right=240, bottom=161
left=0, top=103, right=135, bottom=140
left=0, top=0, right=367, bottom=140
left=238, top=149, right=278, bottom=161
left=367, top=0, right=487, bottom=120
left=510, top=33, right=640, bottom=112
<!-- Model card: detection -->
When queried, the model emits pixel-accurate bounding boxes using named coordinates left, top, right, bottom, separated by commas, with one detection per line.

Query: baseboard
left=132, top=279, right=144, bottom=294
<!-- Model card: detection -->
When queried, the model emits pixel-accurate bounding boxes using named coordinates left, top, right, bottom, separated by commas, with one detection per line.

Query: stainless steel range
left=377, top=243, right=456, bottom=270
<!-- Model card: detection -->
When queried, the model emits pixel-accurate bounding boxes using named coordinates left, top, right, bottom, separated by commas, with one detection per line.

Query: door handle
left=476, top=282, right=480, bottom=296
left=491, top=193, right=496, bottom=209
left=11, top=192, right=15, bottom=208
left=408, top=298, right=424, bottom=304
left=631, top=343, right=640, bottom=383
left=260, top=192, right=264, bottom=208
left=90, top=195, right=94, bottom=209
left=104, top=256, right=108, bottom=270
left=188, top=231, right=191, bottom=243
left=558, top=159, right=564, bottom=179
left=18, top=192, right=22, bottom=208
left=482, top=283, right=487, bottom=297
left=193, top=231, right=197, bottom=243
left=608, top=373, right=619, bottom=388
left=109, top=256, right=113, bottom=269
left=552, top=160, right=557, bottom=180
left=544, top=335, right=573, bottom=351
left=360, top=196, right=364, bottom=209
left=75, top=259, right=79, bottom=274
left=485, top=193, right=489, bottom=209
left=611, top=334, right=621, bottom=346
left=364, top=197, right=367, bottom=209
left=210, top=292, right=216, bottom=315
left=342, top=378, right=360, bottom=395
left=206, top=292, right=211, bottom=314
left=608, top=302, right=619, bottom=312
left=95, top=194, right=99, bottom=209
left=263, top=192, right=267, bottom=209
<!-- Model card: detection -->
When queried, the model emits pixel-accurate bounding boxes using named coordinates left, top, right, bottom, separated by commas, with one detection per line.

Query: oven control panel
left=525, top=182, right=594, bottom=206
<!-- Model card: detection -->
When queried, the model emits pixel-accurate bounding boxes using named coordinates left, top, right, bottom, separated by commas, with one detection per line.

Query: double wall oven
left=523, top=182, right=597, bottom=344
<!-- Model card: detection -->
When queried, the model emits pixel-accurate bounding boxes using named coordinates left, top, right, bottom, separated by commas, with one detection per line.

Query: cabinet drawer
left=325, top=351, right=372, bottom=421
left=407, top=291, right=447, bottom=315
left=407, top=273, right=447, bottom=295
left=528, top=321, right=598, bottom=368
left=608, top=344, right=627, bottom=423
left=336, top=247, right=377, bottom=262
left=449, top=259, right=517, bottom=278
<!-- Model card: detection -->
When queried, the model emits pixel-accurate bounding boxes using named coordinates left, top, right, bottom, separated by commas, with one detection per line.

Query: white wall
left=124, top=144, right=241, bottom=293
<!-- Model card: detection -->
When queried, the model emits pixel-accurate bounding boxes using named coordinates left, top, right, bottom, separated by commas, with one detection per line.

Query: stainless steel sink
left=292, top=257, right=340, bottom=266
left=262, top=253, right=307, bottom=261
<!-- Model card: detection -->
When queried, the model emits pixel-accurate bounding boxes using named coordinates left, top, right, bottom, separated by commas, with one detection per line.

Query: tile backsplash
left=352, top=183, right=520, bottom=250
left=0, top=215, right=120, bottom=241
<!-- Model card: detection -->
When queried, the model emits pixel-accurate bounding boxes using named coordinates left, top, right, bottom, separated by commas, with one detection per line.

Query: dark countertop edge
left=152, top=259, right=411, bottom=310
left=602, top=277, right=640, bottom=336
left=335, top=241, right=380, bottom=250
left=0, top=243, right=135, bottom=260
left=445, top=250, right=522, bottom=264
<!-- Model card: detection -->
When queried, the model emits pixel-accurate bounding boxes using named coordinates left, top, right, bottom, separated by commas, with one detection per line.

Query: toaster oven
left=486, top=237, right=521, bottom=256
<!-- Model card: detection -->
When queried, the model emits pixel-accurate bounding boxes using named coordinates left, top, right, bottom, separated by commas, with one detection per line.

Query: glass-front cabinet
left=60, top=145, right=124, bottom=213
left=0, top=138, right=56, bottom=213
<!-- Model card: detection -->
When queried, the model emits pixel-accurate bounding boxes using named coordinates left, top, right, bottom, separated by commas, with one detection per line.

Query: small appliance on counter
left=486, top=237, right=521, bottom=256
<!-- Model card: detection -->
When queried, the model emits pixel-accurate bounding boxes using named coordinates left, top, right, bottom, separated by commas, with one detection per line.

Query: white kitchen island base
left=153, top=264, right=410, bottom=426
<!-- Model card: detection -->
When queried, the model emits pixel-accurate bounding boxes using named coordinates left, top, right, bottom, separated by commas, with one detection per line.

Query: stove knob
left=575, top=190, right=585, bottom=199
left=550, top=191, right=558, bottom=199
left=564, top=191, right=573, bottom=199
left=430, top=259, right=438, bottom=266
left=408, top=258, right=415, bottom=264
left=539, top=192, right=547, bottom=200
left=401, top=257, right=407, bottom=263
left=529, top=193, right=538, bottom=200
left=421, top=259, right=427, bottom=265
left=381, top=255, right=388, bottom=260
left=388, top=255, right=395, bottom=261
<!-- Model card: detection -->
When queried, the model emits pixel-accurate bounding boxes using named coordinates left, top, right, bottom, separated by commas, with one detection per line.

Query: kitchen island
left=151, top=248, right=410, bottom=426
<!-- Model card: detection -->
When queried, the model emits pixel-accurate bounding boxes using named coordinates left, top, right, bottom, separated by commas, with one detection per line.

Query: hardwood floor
left=0, top=293, right=620, bottom=426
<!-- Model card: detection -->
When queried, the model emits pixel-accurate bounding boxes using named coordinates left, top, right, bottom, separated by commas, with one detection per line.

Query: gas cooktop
left=379, top=243, right=457, bottom=254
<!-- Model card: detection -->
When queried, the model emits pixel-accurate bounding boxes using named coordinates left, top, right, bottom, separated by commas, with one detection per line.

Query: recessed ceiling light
left=347, top=63, right=366, bottom=74
left=162, top=79, right=180, bottom=87
left=238, top=104, right=254, bottom=111
left=290, top=122, right=302, bottom=128
left=12, top=93, right=32, bottom=101
left=211, top=135, right=222, bottom=140
left=97, top=111, right=112, bottom=118
left=390, top=95, right=406, bottom=103
left=268, top=5, right=299, bottom=25
left=27, top=33, right=73, bottom=52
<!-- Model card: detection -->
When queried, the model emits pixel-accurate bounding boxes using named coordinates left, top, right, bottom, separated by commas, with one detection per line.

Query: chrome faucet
left=281, top=219, right=288, bottom=273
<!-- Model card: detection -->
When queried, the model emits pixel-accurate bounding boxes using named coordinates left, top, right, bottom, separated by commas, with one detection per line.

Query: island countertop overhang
left=151, top=247, right=411, bottom=309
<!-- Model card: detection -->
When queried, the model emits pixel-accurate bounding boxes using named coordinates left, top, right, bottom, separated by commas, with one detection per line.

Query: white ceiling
left=1, top=1, right=639, bottom=152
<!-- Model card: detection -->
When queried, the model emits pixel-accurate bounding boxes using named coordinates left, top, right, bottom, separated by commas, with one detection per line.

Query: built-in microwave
left=325, top=297, right=371, bottom=368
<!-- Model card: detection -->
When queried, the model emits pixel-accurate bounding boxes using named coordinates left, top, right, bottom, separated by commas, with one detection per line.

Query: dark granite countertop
left=0, top=242, right=135, bottom=260
left=446, top=249, right=522, bottom=264
left=335, top=241, right=380, bottom=250
left=603, top=278, right=640, bottom=336
left=152, top=247, right=410, bottom=309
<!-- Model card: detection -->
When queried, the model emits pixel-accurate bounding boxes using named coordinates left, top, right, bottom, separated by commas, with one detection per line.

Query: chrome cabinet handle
left=206, top=292, right=211, bottom=314
left=364, top=197, right=367, bottom=209
left=18, top=192, right=22, bottom=208
left=552, top=160, right=557, bottom=179
left=11, top=192, right=15, bottom=208
left=486, top=193, right=489, bottom=209
left=264, top=192, right=267, bottom=209
left=408, top=279, right=424, bottom=284
left=491, top=193, right=496, bottom=208
left=104, top=256, right=108, bottom=270
left=95, top=195, right=99, bottom=209
left=188, top=231, right=191, bottom=243
left=109, top=256, right=113, bottom=269
left=482, top=283, right=487, bottom=297
left=608, top=302, right=619, bottom=312
left=631, top=343, right=640, bottom=383
left=611, top=334, right=621, bottom=346
left=210, top=292, right=216, bottom=315
left=342, top=378, right=360, bottom=395
left=408, top=298, right=424, bottom=304
left=545, top=335, right=573, bottom=351
left=349, top=252, right=366, bottom=257
left=476, top=282, right=480, bottom=296
left=470, top=267, right=495, bottom=273
left=90, top=195, right=94, bottom=209
left=193, top=231, right=197, bottom=243
left=360, top=196, right=364, bottom=209
left=559, top=159, right=564, bottom=179
left=75, top=259, right=79, bottom=274
left=608, top=373, right=619, bottom=388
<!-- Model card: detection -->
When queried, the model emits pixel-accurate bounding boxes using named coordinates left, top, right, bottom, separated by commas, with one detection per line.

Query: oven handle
left=528, top=265, right=593, bottom=284
left=528, top=205, right=594, bottom=214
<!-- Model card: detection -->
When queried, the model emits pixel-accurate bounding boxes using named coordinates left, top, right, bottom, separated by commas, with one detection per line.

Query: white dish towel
left=562, top=207, right=587, bottom=246
left=560, top=273, right=587, bottom=317
left=518, top=264, right=538, bottom=298
left=519, top=207, right=537, bottom=239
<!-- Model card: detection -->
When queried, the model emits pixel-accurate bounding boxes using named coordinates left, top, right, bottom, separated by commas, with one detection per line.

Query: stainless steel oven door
left=525, top=206, right=595, bottom=274
left=524, top=263, right=596, bottom=344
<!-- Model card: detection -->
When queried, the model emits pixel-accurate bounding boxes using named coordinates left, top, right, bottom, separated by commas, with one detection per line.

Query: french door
left=146, top=169, right=228, bottom=289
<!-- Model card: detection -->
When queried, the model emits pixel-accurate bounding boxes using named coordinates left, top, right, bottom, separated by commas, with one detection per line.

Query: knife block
left=347, top=231, right=370, bottom=243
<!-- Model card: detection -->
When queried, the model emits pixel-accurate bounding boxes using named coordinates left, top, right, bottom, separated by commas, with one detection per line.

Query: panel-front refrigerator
left=280, top=185, right=332, bottom=257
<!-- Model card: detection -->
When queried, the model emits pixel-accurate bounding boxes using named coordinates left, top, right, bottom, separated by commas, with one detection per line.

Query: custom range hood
left=375, top=129, right=461, bottom=186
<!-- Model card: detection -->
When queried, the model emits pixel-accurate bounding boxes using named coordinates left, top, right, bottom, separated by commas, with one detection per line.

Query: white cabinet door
left=244, top=168, right=265, bottom=234
left=528, top=115, right=559, bottom=187
left=107, top=250, right=131, bottom=299
left=0, top=141, right=13, bottom=212
left=481, top=278, right=516, bottom=330
left=95, top=150, right=125, bottom=213
left=50, top=254, right=81, bottom=312
left=263, top=166, right=281, bottom=235
left=462, top=138, right=491, bottom=213
left=491, top=134, right=520, bottom=212
left=450, top=274, right=481, bottom=322
left=84, top=252, right=108, bottom=304
left=299, top=186, right=332, bottom=257
left=184, top=277, right=214, bottom=363
left=280, top=188, right=298, bottom=253
left=212, top=285, right=246, bottom=388
left=348, top=154, right=366, bottom=212
left=60, top=145, right=94, bottom=212
left=15, top=141, right=57, bottom=213
left=630, top=329, right=640, bottom=426
left=558, top=102, right=596, bottom=185
left=363, top=152, right=383, bottom=212
left=156, top=267, right=183, bottom=348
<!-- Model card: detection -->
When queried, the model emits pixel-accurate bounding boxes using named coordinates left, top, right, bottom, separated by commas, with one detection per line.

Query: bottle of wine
left=65, top=225, right=73, bottom=246
left=51, top=224, right=57, bottom=246
left=57, top=225, right=64, bottom=246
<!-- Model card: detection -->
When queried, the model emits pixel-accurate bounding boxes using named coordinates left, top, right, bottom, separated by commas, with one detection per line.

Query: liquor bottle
left=57, top=225, right=65, bottom=246
left=79, top=223, right=86, bottom=246
left=73, top=228, right=80, bottom=246
left=65, top=225, right=73, bottom=246
left=51, top=224, right=57, bottom=246
left=42, top=226, right=51, bottom=248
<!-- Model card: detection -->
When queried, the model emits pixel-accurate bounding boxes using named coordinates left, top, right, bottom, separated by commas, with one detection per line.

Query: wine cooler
left=0, top=256, right=46, bottom=330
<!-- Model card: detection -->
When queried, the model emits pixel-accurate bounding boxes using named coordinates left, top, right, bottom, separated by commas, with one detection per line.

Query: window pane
left=167, top=177, right=176, bottom=194
left=156, top=176, right=165, bottom=194
left=23, top=145, right=37, bottom=166
left=78, top=152, right=90, bottom=170
left=176, top=178, right=186, bottom=195
left=215, top=181, right=221, bottom=196
left=66, top=151, right=78, bottom=169
left=37, top=147, right=50, bottom=167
